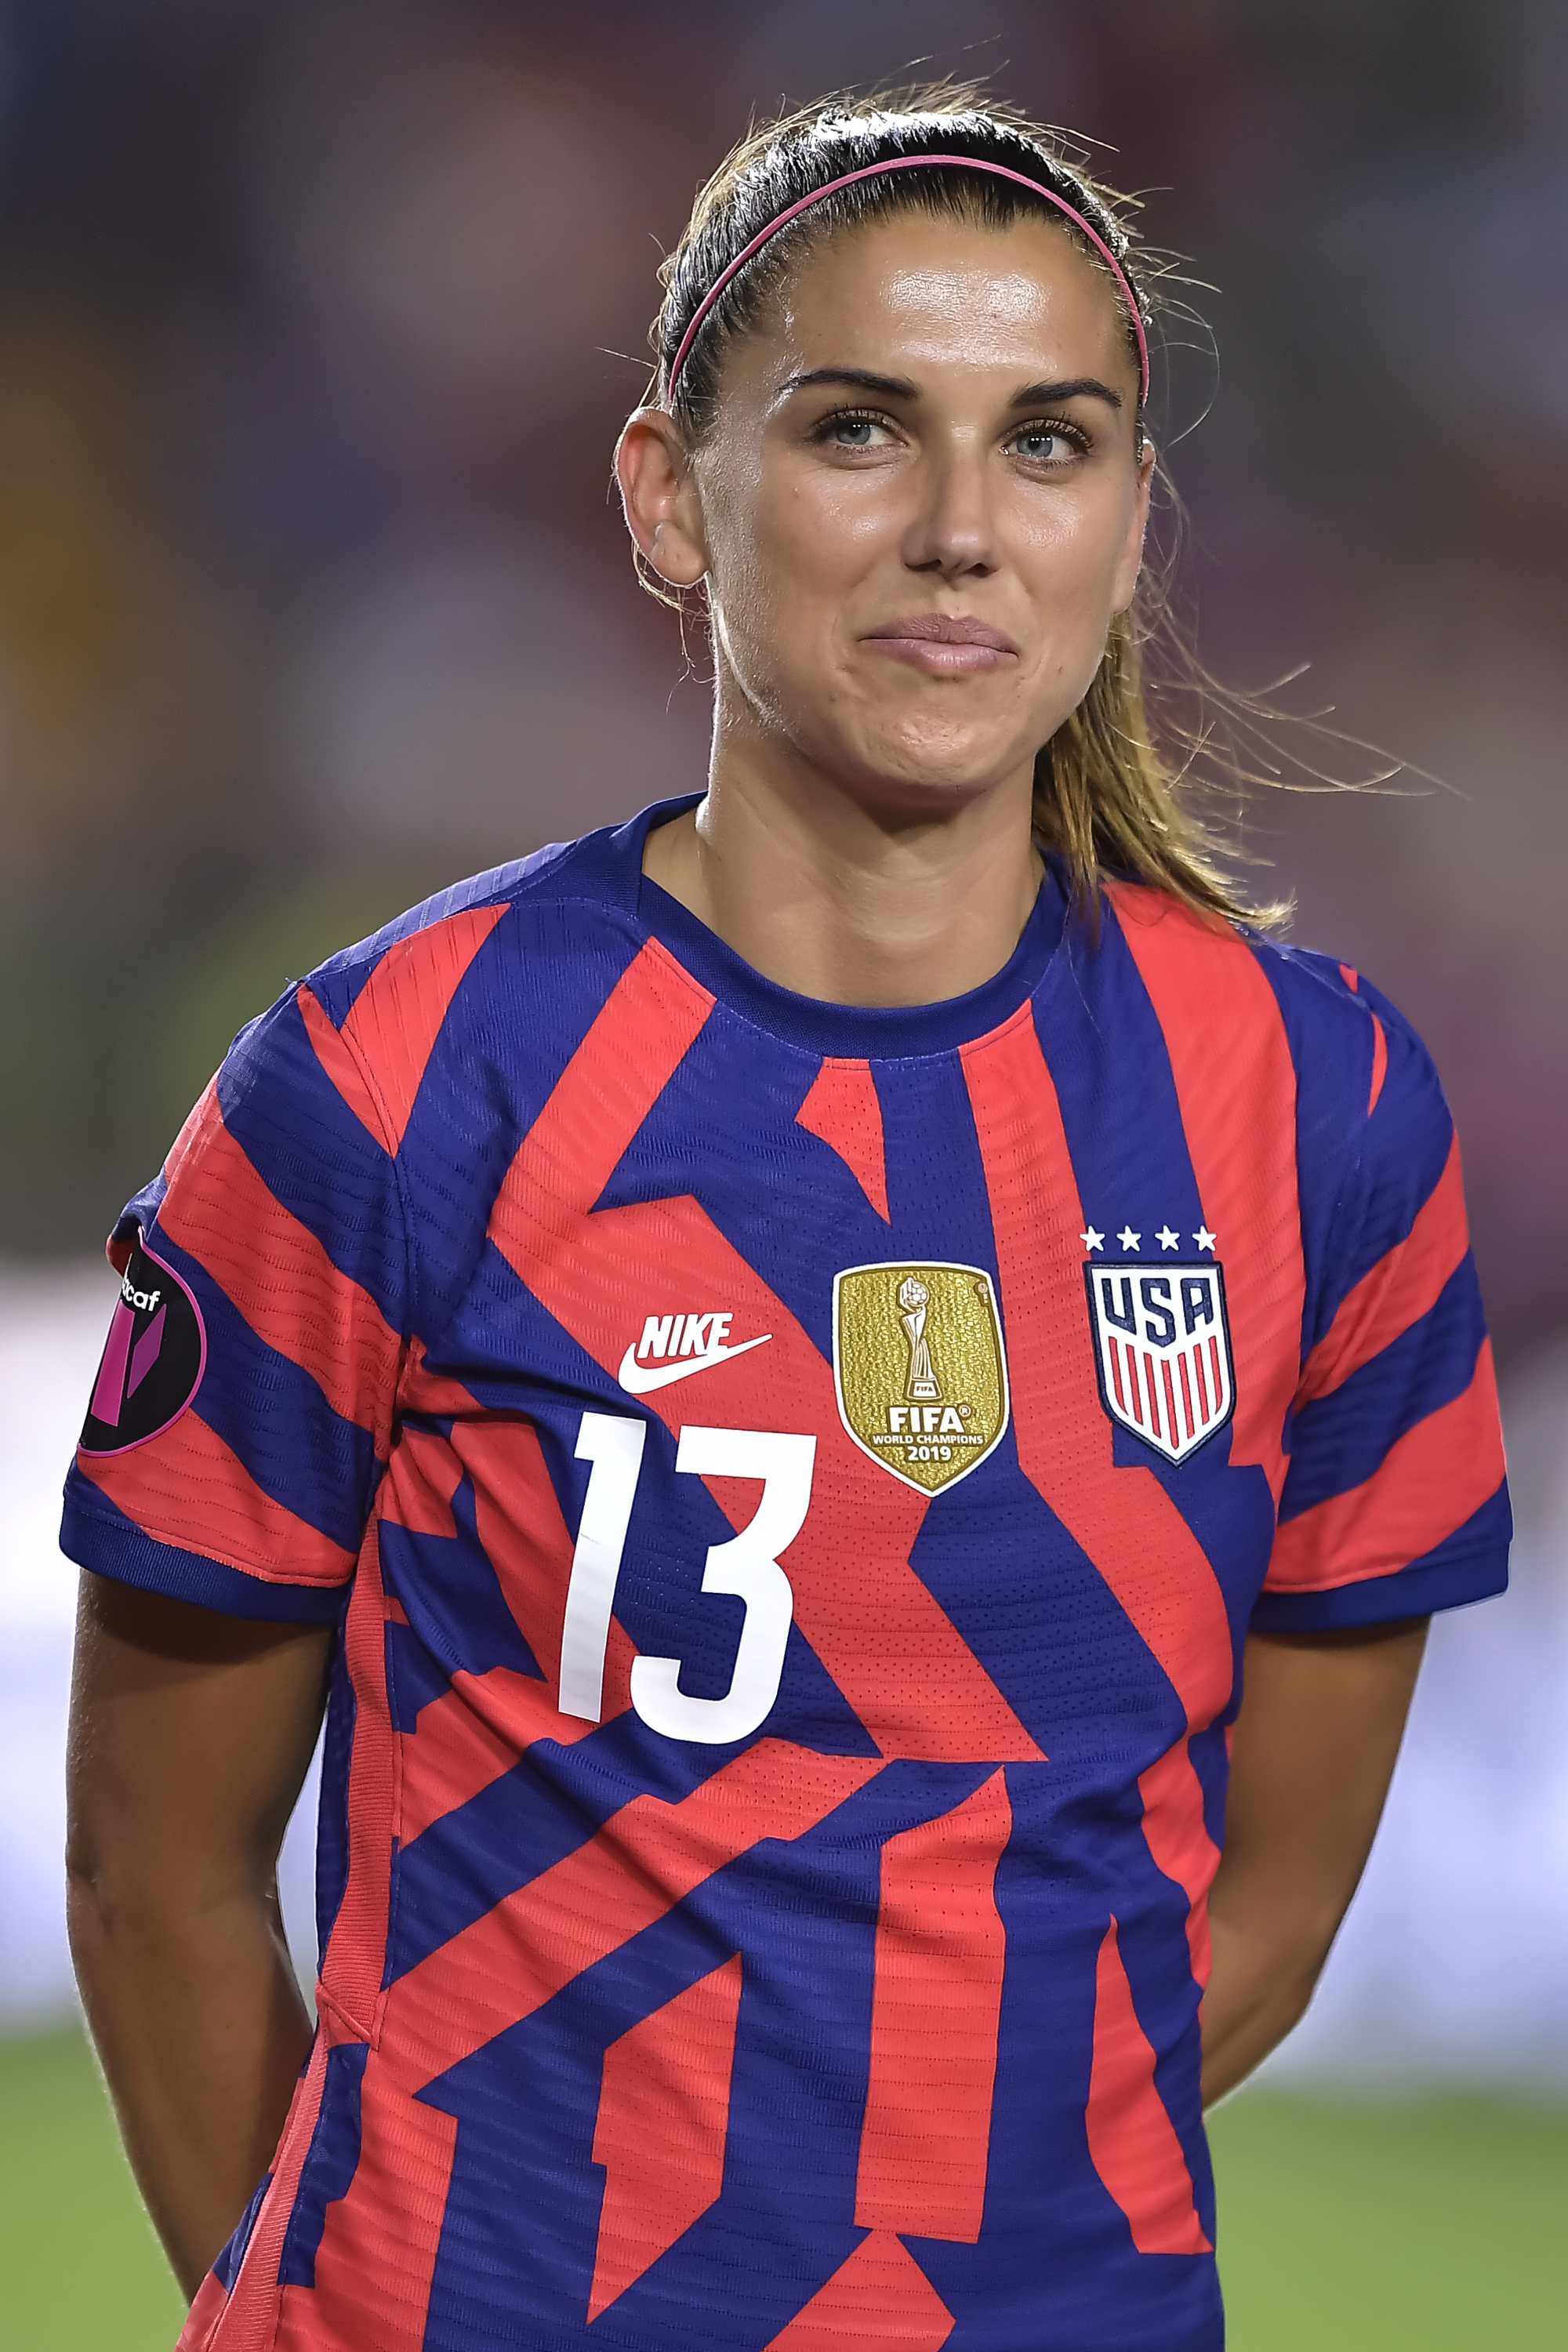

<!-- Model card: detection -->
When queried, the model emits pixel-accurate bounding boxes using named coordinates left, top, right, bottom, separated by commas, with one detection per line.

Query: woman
left=64, top=91, right=1509, bottom=2352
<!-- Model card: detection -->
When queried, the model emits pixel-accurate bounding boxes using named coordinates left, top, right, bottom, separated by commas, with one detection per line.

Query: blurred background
left=0, top=2, right=1564, bottom=2345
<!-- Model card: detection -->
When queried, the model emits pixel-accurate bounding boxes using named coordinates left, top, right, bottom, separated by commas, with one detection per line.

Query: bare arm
left=1201, top=1616, right=1429, bottom=2109
left=66, top=1570, right=334, bottom=2299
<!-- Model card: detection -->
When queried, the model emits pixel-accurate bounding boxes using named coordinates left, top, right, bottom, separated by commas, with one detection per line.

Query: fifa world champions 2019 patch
left=78, top=1230, right=206, bottom=1455
left=833, top=1260, right=1010, bottom=1495
left=1084, top=1261, right=1235, bottom=1466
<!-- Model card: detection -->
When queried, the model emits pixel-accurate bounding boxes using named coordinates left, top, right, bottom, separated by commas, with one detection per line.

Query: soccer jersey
left=62, top=796, right=1509, bottom=2352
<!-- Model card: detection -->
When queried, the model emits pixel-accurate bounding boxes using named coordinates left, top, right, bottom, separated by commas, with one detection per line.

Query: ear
left=1110, top=439, right=1156, bottom=615
left=615, top=408, right=710, bottom=587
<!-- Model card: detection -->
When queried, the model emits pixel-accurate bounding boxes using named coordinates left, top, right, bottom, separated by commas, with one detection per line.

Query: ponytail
left=1035, top=611, right=1276, bottom=930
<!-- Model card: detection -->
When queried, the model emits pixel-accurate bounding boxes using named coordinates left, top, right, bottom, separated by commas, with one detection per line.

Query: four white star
left=1082, top=1220, right=1220, bottom=1256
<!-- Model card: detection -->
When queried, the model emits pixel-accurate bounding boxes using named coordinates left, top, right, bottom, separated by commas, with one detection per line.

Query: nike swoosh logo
left=617, top=1334, right=774, bottom=1394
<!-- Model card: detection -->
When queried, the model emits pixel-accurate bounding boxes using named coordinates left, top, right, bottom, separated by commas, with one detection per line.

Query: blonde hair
left=642, top=84, right=1296, bottom=931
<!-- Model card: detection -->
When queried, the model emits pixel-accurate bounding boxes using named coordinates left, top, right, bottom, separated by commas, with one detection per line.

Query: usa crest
left=1084, top=1262, right=1234, bottom=1466
left=833, top=1261, right=1010, bottom=1496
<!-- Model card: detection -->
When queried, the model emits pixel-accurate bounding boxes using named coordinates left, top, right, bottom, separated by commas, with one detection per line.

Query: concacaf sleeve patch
left=78, top=1231, right=207, bottom=1455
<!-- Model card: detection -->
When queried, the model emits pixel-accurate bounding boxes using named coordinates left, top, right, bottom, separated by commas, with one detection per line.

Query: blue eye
left=831, top=415, right=880, bottom=446
left=1011, top=423, right=1086, bottom=463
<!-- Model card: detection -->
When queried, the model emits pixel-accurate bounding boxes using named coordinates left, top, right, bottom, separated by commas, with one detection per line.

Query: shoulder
left=1103, top=879, right=1375, bottom=1058
left=1249, top=940, right=1455, bottom=1252
left=1248, top=935, right=1452, bottom=1171
left=302, top=833, right=598, bottom=1026
left=117, top=809, right=664, bottom=1278
left=1102, top=887, right=1455, bottom=1278
left=1102, top=880, right=1442, bottom=1112
left=268, top=819, right=655, bottom=1139
left=135, top=826, right=637, bottom=1211
left=1232, top=935, right=1457, bottom=1338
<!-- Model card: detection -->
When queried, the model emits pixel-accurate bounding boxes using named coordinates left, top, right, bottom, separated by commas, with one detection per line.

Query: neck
left=641, top=705, right=1043, bottom=1009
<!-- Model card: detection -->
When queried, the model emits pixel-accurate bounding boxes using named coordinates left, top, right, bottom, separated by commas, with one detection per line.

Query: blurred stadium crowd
left=1, top=0, right=1563, bottom=2080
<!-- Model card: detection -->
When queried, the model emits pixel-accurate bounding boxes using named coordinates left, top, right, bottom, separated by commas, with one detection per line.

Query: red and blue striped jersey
left=62, top=797, right=1508, bottom=2352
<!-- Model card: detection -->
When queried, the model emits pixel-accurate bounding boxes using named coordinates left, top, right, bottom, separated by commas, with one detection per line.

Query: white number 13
left=557, top=1414, right=815, bottom=1745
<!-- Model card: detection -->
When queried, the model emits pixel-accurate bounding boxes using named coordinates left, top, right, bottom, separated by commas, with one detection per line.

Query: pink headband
left=666, top=153, right=1150, bottom=407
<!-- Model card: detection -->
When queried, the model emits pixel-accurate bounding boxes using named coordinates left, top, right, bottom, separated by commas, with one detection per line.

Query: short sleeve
left=60, top=982, right=410, bottom=1621
left=1254, top=978, right=1510, bottom=1632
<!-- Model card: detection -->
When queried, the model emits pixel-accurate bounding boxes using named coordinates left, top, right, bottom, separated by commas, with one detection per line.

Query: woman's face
left=643, top=208, right=1152, bottom=817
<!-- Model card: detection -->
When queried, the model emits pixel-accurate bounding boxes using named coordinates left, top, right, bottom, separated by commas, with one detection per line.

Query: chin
left=847, top=727, right=1022, bottom=807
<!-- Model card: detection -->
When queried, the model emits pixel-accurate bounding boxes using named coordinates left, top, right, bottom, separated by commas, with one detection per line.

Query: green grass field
left=2, top=2027, right=1563, bottom=2349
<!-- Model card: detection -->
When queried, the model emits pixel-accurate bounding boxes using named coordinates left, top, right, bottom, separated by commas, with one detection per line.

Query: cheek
left=755, top=474, right=891, bottom=604
left=710, top=481, right=880, bottom=681
left=1018, top=486, right=1131, bottom=597
left=1010, top=493, right=1137, bottom=670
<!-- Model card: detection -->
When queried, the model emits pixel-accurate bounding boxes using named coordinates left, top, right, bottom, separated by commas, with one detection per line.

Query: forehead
left=763, top=209, right=1137, bottom=385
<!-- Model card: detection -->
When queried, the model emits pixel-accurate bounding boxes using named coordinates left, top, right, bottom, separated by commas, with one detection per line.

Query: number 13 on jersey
left=557, top=1411, right=817, bottom=1745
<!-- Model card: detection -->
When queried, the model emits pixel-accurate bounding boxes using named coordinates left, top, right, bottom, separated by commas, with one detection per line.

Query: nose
left=900, top=434, right=999, bottom=581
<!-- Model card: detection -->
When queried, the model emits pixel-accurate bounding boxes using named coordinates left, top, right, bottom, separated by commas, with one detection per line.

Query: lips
left=860, top=614, right=1018, bottom=673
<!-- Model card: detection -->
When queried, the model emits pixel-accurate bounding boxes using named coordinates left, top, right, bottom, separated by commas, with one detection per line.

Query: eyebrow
left=775, top=366, right=1123, bottom=411
left=1010, top=376, right=1123, bottom=412
left=775, top=367, right=920, bottom=401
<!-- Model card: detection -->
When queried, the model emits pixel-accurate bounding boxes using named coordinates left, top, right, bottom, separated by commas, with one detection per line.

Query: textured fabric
left=61, top=797, right=1508, bottom=2352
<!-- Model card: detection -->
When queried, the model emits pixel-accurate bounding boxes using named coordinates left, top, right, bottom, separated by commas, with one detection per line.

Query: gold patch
left=833, top=1261, right=1011, bottom=1496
